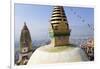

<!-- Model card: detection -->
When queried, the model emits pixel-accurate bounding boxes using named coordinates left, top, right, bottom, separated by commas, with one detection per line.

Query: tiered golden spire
left=49, top=6, right=71, bottom=47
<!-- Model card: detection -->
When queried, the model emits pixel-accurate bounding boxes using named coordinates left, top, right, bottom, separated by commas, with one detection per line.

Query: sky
left=14, top=4, right=94, bottom=41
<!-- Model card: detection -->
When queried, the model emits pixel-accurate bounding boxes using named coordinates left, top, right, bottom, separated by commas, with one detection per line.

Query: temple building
left=49, top=6, right=71, bottom=46
left=17, top=22, right=33, bottom=65
left=27, top=6, right=89, bottom=65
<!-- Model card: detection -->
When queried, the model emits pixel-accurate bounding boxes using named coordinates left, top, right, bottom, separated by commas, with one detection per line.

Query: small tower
left=49, top=6, right=71, bottom=47
left=17, top=22, right=32, bottom=65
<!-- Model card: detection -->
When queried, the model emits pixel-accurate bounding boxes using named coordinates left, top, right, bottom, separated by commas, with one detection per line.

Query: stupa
left=27, top=6, right=88, bottom=65
left=17, top=22, right=33, bottom=65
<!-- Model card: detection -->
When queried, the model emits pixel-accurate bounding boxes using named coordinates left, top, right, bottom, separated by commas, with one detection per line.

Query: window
left=23, top=48, right=27, bottom=52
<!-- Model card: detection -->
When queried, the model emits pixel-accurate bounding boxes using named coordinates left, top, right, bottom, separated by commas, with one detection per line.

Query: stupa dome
left=27, top=44, right=88, bottom=65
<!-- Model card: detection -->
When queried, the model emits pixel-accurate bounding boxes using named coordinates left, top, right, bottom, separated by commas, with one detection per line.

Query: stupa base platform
left=27, top=44, right=89, bottom=65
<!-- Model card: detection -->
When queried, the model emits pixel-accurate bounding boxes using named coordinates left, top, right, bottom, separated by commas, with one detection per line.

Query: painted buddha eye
left=53, top=26, right=58, bottom=30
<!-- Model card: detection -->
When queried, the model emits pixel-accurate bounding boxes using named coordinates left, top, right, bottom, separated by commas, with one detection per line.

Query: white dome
left=27, top=44, right=89, bottom=65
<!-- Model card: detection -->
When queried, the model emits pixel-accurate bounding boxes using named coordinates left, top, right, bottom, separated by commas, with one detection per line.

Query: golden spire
left=49, top=6, right=71, bottom=47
